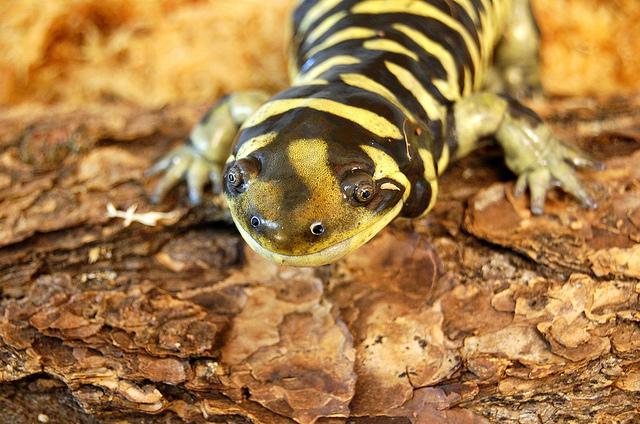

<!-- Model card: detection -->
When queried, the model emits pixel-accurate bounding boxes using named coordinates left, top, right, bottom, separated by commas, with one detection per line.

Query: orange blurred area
left=0, top=0, right=638, bottom=107
left=534, top=0, right=640, bottom=97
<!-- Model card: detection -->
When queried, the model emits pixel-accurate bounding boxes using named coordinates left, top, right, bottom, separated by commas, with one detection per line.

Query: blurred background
left=0, top=0, right=638, bottom=107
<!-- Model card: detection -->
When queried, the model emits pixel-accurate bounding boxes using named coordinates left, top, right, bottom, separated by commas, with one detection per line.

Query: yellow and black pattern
left=151, top=0, right=597, bottom=266
left=233, top=0, right=510, bottom=220
left=217, top=0, right=513, bottom=265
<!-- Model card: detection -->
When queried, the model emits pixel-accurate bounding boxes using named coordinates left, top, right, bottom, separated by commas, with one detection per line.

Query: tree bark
left=0, top=97, right=639, bottom=423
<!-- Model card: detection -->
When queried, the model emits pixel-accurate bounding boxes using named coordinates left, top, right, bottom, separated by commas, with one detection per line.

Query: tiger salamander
left=150, top=0, right=598, bottom=266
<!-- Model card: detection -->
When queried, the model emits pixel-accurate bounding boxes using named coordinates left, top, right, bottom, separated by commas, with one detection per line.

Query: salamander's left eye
left=354, top=181, right=375, bottom=203
left=342, top=171, right=376, bottom=205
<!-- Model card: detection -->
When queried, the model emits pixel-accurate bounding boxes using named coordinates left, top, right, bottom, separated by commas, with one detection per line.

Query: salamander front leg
left=453, top=92, right=601, bottom=214
left=148, top=90, right=269, bottom=204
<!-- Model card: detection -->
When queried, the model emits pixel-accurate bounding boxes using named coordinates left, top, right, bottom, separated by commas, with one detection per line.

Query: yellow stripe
left=481, top=0, right=500, bottom=28
left=424, top=182, right=438, bottom=214
left=433, top=79, right=457, bottom=101
left=340, top=73, right=415, bottom=119
left=352, top=1, right=481, bottom=82
left=305, top=11, right=347, bottom=45
left=476, top=0, right=495, bottom=74
left=298, top=0, right=342, bottom=34
left=363, top=39, right=419, bottom=61
left=464, top=68, right=473, bottom=95
left=417, top=147, right=439, bottom=215
left=385, top=61, right=446, bottom=121
left=360, top=145, right=411, bottom=202
left=417, top=148, right=437, bottom=182
left=306, top=27, right=377, bottom=58
left=437, top=143, right=450, bottom=175
left=392, top=24, right=460, bottom=99
left=236, top=132, right=278, bottom=158
left=451, top=0, right=479, bottom=24
left=294, top=55, right=360, bottom=84
left=243, top=98, right=403, bottom=140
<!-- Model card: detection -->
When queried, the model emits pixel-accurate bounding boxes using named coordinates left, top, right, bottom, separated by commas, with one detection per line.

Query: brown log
left=1, top=96, right=639, bottom=423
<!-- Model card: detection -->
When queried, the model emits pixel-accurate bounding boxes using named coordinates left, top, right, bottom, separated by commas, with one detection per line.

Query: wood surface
left=0, top=96, right=638, bottom=423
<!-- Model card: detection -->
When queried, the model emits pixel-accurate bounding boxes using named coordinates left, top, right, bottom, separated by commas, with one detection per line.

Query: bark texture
left=0, top=97, right=639, bottom=423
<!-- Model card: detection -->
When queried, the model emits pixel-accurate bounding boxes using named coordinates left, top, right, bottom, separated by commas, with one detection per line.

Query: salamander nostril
left=310, top=222, right=325, bottom=236
left=250, top=216, right=261, bottom=228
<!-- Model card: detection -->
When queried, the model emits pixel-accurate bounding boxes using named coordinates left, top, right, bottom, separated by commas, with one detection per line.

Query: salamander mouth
left=233, top=201, right=404, bottom=267
left=235, top=223, right=357, bottom=266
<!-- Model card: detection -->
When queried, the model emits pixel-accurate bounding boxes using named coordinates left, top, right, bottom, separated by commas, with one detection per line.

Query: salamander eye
left=227, top=166, right=243, bottom=188
left=354, top=181, right=374, bottom=203
left=341, top=171, right=376, bottom=205
left=224, top=157, right=260, bottom=194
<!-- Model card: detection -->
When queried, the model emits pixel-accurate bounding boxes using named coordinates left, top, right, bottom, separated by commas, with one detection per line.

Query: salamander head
left=223, top=137, right=409, bottom=266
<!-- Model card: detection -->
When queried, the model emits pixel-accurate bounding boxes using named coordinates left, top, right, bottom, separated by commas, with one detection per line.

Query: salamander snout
left=246, top=213, right=327, bottom=244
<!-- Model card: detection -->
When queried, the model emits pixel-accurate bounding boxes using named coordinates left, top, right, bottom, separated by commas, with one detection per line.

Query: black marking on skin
left=299, top=19, right=453, bottom=88
left=298, top=42, right=361, bottom=76
left=292, top=0, right=318, bottom=34
left=326, top=76, right=417, bottom=124
left=235, top=89, right=432, bottom=217
left=237, top=0, right=502, bottom=232
left=263, top=82, right=405, bottom=135
left=296, top=48, right=450, bottom=139
left=407, top=119, right=444, bottom=165
left=500, top=94, right=543, bottom=127
left=356, top=50, right=451, bottom=141
left=230, top=106, right=423, bottom=254
left=239, top=101, right=415, bottom=178
left=427, top=119, right=443, bottom=146
left=421, top=0, right=481, bottom=49
left=454, top=0, right=485, bottom=29
left=295, top=0, right=361, bottom=66
left=321, top=54, right=434, bottom=123
left=381, top=26, right=450, bottom=78
left=383, top=49, right=452, bottom=105
left=298, top=32, right=453, bottom=117
left=299, top=29, right=450, bottom=84
left=470, top=0, right=487, bottom=18
left=400, top=119, right=439, bottom=217
left=298, top=10, right=477, bottom=91
left=402, top=178, right=432, bottom=218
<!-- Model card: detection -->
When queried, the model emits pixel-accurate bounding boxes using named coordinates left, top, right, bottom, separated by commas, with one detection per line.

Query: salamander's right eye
left=227, top=166, right=243, bottom=188
left=341, top=170, right=376, bottom=206
left=225, top=157, right=261, bottom=194
left=354, top=180, right=375, bottom=203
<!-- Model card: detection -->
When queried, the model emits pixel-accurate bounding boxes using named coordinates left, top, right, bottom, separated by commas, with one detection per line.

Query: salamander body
left=150, top=0, right=597, bottom=266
